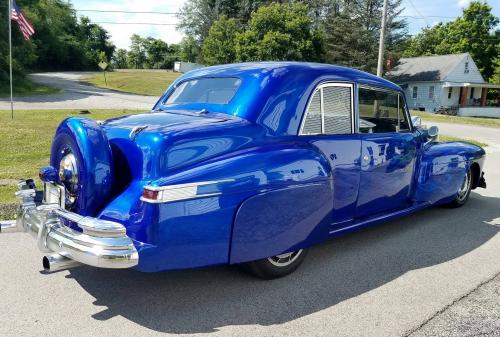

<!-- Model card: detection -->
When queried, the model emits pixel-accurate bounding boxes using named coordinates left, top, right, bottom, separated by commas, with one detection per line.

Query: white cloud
left=71, top=0, right=187, bottom=49
left=457, top=0, right=471, bottom=8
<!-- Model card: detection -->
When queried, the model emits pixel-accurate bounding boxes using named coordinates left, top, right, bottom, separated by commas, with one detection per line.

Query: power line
left=405, top=0, right=431, bottom=26
left=94, top=22, right=178, bottom=25
left=399, top=15, right=458, bottom=19
left=76, top=9, right=181, bottom=15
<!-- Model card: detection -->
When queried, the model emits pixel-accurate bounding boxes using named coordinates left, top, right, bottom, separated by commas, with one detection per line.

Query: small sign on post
left=98, top=61, right=108, bottom=86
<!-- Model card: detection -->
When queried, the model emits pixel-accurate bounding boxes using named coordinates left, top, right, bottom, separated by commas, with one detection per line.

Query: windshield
left=164, top=77, right=242, bottom=105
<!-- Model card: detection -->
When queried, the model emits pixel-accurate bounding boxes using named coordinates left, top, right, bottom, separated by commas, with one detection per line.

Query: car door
left=300, top=82, right=361, bottom=231
left=355, top=85, right=417, bottom=219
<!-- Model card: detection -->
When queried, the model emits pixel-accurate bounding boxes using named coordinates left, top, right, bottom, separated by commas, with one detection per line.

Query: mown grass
left=411, top=110, right=500, bottom=128
left=84, top=69, right=180, bottom=96
left=0, top=78, right=60, bottom=98
left=439, top=135, right=488, bottom=148
left=0, top=109, right=140, bottom=219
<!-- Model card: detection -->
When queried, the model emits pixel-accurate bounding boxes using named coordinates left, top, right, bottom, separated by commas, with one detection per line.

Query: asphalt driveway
left=0, top=123, right=499, bottom=337
left=0, top=72, right=156, bottom=110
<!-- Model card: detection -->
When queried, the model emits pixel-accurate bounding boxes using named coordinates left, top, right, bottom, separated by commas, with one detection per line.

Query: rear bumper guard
left=4, top=181, right=138, bottom=269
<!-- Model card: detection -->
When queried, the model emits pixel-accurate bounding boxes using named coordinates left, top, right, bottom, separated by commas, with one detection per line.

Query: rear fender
left=103, top=143, right=332, bottom=271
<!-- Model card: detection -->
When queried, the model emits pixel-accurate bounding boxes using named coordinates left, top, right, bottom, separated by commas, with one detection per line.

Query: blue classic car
left=1, top=62, right=486, bottom=279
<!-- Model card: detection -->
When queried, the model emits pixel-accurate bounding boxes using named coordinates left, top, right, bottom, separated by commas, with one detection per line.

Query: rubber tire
left=447, top=167, right=472, bottom=208
left=50, top=117, right=114, bottom=216
left=242, top=249, right=308, bottom=280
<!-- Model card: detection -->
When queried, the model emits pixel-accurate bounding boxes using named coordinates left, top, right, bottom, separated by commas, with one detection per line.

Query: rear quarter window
left=164, top=77, right=241, bottom=105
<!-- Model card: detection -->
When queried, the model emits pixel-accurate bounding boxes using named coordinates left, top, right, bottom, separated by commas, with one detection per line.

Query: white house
left=387, top=53, right=500, bottom=117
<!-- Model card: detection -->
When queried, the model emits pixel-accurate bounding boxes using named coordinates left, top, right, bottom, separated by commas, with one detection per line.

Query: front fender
left=414, top=141, right=485, bottom=204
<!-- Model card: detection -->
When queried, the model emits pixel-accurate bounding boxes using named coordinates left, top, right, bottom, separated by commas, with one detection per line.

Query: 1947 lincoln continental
left=1, top=62, right=486, bottom=279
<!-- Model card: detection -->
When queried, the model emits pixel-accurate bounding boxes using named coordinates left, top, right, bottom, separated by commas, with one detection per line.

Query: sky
left=70, top=0, right=500, bottom=50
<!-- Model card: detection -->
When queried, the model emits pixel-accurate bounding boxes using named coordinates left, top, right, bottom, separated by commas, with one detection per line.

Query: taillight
left=140, top=180, right=233, bottom=203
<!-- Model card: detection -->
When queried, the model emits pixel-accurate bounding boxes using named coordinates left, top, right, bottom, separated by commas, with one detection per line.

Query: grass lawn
left=439, top=135, right=488, bottom=148
left=84, top=69, right=180, bottom=96
left=0, top=109, right=140, bottom=220
left=0, top=78, right=60, bottom=97
left=412, top=110, right=500, bottom=128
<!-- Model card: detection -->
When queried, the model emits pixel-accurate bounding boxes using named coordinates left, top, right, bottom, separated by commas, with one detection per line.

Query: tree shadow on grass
left=67, top=192, right=500, bottom=334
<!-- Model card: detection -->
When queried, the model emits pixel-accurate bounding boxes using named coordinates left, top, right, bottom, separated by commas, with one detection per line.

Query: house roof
left=386, top=53, right=470, bottom=83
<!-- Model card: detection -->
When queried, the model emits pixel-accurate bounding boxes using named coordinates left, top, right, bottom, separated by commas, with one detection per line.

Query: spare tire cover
left=50, top=117, right=114, bottom=216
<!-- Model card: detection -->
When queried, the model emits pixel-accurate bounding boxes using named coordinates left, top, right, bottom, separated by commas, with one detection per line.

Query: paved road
left=0, top=72, right=156, bottom=110
left=428, top=121, right=500, bottom=153
left=1, top=124, right=500, bottom=337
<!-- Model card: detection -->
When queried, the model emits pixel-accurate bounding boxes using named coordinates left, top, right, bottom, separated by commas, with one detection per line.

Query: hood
left=103, top=110, right=267, bottom=180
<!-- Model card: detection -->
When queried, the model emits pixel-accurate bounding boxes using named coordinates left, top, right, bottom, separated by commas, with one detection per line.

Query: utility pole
left=8, top=0, right=14, bottom=119
left=377, top=0, right=389, bottom=77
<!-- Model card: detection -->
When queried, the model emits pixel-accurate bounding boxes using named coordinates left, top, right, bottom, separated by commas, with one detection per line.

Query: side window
left=301, top=84, right=353, bottom=135
left=302, top=90, right=322, bottom=135
left=429, top=86, right=434, bottom=99
left=323, top=86, right=352, bottom=134
left=358, top=87, right=410, bottom=133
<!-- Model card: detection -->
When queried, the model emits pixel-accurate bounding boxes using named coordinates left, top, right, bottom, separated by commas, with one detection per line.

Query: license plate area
left=43, top=182, right=66, bottom=209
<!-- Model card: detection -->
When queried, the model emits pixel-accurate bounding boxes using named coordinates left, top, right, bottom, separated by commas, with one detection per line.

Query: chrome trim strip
left=0, top=220, right=19, bottom=233
left=299, top=82, right=355, bottom=136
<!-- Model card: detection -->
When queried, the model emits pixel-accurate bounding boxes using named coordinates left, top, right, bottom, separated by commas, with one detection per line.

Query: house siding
left=444, top=54, right=484, bottom=83
left=440, top=86, right=460, bottom=107
left=403, top=81, right=443, bottom=112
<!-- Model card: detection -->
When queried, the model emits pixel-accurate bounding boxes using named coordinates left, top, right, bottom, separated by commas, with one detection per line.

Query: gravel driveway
left=0, top=72, right=156, bottom=110
left=0, top=119, right=499, bottom=337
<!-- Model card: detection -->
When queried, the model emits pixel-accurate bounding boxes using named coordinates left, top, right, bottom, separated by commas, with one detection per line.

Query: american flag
left=10, top=0, right=35, bottom=40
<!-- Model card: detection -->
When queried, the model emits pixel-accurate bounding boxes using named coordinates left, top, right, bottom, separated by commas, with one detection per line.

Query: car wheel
left=243, top=249, right=308, bottom=279
left=447, top=167, right=472, bottom=208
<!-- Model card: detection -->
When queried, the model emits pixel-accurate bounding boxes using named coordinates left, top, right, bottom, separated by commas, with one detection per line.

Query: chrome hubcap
left=457, top=170, right=471, bottom=201
left=267, top=249, right=303, bottom=267
left=59, top=151, right=78, bottom=208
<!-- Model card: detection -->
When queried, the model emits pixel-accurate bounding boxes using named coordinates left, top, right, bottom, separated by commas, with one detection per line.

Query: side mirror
left=427, top=125, right=439, bottom=139
left=411, top=116, right=422, bottom=128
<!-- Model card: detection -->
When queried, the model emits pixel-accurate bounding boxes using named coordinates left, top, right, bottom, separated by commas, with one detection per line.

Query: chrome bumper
left=5, top=181, right=138, bottom=269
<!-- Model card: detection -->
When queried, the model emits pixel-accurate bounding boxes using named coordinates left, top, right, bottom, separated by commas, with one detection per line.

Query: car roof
left=182, top=62, right=401, bottom=91
left=155, top=62, right=403, bottom=135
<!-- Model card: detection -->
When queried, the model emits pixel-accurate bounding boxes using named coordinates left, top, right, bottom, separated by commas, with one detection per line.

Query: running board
left=329, top=203, right=430, bottom=235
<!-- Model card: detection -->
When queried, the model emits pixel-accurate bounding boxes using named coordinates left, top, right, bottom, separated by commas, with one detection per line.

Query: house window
left=464, top=61, right=469, bottom=74
left=412, top=86, right=418, bottom=99
left=429, top=86, right=434, bottom=99
left=447, top=87, right=452, bottom=99
left=469, top=87, right=475, bottom=99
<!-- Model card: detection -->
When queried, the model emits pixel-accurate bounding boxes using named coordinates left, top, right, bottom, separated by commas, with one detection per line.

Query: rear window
left=164, top=77, right=241, bottom=105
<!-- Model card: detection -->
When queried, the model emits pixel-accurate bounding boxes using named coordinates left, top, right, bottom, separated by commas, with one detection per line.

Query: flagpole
left=8, top=0, right=14, bottom=119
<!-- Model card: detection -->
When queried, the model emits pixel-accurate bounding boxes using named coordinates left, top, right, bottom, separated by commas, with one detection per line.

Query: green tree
left=325, top=14, right=377, bottom=71
left=322, top=0, right=407, bottom=73
left=112, top=49, right=129, bottom=69
left=143, top=37, right=170, bottom=69
left=179, top=36, right=201, bottom=63
left=202, top=16, right=240, bottom=65
left=178, top=0, right=272, bottom=43
left=127, top=34, right=146, bottom=69
left=404, top=1, right=499, bottom=79
left=491, top=57, right=500, bottom=84
left=235, top=2, right=325, bottom=62
left=0, top=0, right=115, bottom=81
